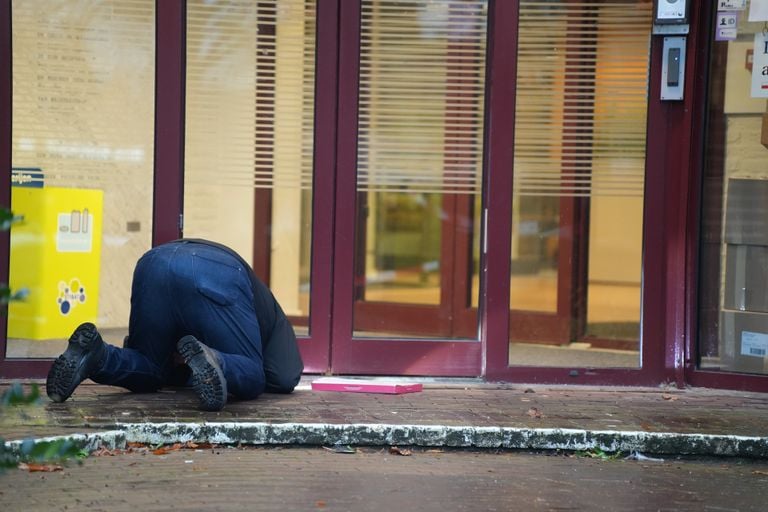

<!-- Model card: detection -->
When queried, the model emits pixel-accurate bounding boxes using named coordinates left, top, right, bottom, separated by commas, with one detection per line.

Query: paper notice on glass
left=748, top=0, right=768, bottom=21
left=752, top=32, right=768, bottom=97
left=741, top=331, right=768, bottom=358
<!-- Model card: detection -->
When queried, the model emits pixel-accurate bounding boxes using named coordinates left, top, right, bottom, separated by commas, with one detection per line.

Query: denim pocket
left=191, top=252, right=243, bottom=306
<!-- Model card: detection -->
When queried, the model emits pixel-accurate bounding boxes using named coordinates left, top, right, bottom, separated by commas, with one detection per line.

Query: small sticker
left=741, top=331, right=768, bottom=358
left=715, top=12, right=739, bottom=41
left=57, top=209, right=93, bottom=252
left=718, top=0, right=746, bottom=11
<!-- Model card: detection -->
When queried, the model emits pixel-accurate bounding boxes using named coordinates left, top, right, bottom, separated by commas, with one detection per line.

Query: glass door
left=330, top=0, right=488, bottom=375
left=181, top=0, right=336, bottom=373
left=506, top=0, right=650, bottom=369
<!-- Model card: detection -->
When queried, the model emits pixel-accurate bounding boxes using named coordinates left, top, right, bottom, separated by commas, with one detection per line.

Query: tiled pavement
left=2, top=380, right=768, bottom=457
left=4, top=380, right=768, bottom=512
left=4, top=445, right=768, bottom=512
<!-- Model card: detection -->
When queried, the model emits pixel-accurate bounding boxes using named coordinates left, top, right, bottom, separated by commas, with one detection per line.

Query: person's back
left=182, top=238, right=304, bottom=393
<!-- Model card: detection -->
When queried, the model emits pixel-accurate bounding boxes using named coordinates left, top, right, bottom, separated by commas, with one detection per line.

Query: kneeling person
left=46, top=239, right=304, bottom=411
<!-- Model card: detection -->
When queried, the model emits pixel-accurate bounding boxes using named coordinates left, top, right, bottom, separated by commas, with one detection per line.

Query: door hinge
left=178, top=213, right=184, bottom=231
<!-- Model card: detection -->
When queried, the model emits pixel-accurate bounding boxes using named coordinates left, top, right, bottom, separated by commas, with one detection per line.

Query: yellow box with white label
left=8, top=187, right=103, bottom=340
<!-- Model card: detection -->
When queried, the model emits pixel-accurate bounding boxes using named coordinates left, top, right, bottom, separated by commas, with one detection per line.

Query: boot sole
left=46, top=322, right=102, bottom=403
left=178, top=335, right=227, bottom=411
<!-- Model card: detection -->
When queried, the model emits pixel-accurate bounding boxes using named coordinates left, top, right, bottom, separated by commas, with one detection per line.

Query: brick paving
left=2, top=446, right=768, bottom=511
left=2, top=380, right=768, bottom=441
left=4, top=380, right=768, bottom=511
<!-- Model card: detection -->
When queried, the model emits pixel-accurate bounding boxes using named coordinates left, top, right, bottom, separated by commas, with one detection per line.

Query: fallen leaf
left=153, top=443, right=183, bottom=455
left=316, top=500, right=327, bottom=508
left=752, top=470, right=768, bottom=476
left=524, top=388, right=536, bottom=394
left=661, top=393, right=678, bottom=401
left=19, top=463, right=63, bottom=472
left=389, top=446, right=412, bottom=456
left=92, top=447, right=122, bottom=457
left=526, top=407, right=544, bottom=419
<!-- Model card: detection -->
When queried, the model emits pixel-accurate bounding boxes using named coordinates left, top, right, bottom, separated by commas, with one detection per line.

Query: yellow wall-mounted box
left=8, top=187, right=103, bottom=340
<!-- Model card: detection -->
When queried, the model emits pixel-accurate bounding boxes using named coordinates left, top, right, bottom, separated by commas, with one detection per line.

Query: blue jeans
left=92, top=240, right=266, bottom=399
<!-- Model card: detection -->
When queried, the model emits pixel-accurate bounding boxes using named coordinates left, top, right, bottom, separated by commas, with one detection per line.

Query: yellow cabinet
left=9, top=187, right=103, bottom=340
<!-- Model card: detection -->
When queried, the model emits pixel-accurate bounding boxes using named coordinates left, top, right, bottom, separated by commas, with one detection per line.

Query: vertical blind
left=514, top=0, right=652, bottom=197
left=185, top=0, right=317, bottom=190
left=357, top=0, right=488, bottom=195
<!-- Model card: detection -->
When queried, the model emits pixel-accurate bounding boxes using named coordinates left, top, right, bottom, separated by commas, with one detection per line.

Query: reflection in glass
left=8, top=0, right=155, bottom=358
left=184, top=0, right=317, bottom=336
left=510, top=196, right=559, bottom=313
left=508, top=0, right=651, bottom=368
left=361, top=192, right=442, bottom=306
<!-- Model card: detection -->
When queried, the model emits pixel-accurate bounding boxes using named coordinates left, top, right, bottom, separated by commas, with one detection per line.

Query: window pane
left=698, top=13, right=768, bottom=375
left=508, top=0, right=650, bottom=368
left=352, top=0, right=487, bottom=339
left=184, top=0, right=317, bottom=336
left=8, top=0, right=155, bottom=358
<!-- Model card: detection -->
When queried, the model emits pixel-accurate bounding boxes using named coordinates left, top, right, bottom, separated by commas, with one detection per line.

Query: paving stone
left=2, top=446, right=768, bottom=512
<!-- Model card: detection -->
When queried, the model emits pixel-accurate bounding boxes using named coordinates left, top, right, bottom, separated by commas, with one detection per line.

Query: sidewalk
left=3, top=379, right=768, bottom=458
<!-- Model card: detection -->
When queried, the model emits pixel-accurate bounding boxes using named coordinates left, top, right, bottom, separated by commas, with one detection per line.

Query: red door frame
left=3, top=0, right=768, bottom=391
left=484, top=0, right=685, bottom=386
left=0, top=0, right=34, bottom=379
left=329, top=0, right=481, bottom=376
left=295, top=0, right=338, bottom=373
left=153, top=0, right=185, bottom=247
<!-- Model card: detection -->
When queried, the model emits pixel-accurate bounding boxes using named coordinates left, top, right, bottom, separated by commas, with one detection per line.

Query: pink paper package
left=311, top=377, right=423, bottom=395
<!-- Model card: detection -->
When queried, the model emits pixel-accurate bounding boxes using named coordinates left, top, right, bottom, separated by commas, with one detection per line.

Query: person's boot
left=177, top=335, right=227, bottom=411
left=46, top=322, right=106, bottom=403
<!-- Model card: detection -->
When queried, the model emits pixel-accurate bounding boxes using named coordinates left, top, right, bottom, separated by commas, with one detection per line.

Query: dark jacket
left=180, top=238, right=304, bottom=393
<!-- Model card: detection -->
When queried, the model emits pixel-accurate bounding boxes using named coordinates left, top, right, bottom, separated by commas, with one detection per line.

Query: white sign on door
left=751, top=32, right=768, bottom=98
left=719, top=0, right=746, bottom=11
